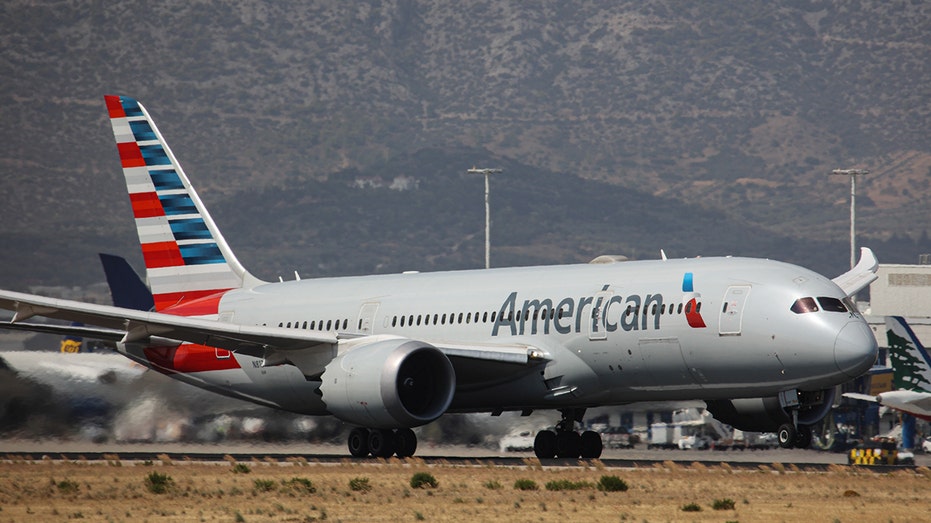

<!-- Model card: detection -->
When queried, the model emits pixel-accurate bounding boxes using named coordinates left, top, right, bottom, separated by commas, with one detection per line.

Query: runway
left=1, top=440, right=927, bottom=469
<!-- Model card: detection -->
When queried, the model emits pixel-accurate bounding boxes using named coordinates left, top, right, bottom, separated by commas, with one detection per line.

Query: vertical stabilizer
left=886, top=316, right=931, bottom=393
left=104, top=95, right=260, bottom=313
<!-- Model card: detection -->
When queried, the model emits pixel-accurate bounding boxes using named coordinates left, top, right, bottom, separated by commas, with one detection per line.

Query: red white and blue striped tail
left=105, top=95, right=259, bottom=315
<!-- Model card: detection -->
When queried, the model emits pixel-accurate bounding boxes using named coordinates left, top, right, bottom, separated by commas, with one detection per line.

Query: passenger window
left=441, top=313, right=447, bottom=325
left=401, top=316, right=406, bottom=327
left=491, top=311, right=497, bottom=322
left=417, top=315, right=422, bottom=326
left=392, top=316, right=397, bottom=327
left=790, top=297, right=819, bottom=314
left=342, top=319, right=348, bottom=330
left=326, top=320, right=332, bottom=330
left=817, top=297, right=847, bottom=313
left=302, top=321, right=308, bottom=329
left=458, top=312, right=464, bottom=324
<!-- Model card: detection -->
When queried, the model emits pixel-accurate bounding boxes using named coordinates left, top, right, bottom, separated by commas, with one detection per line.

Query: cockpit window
left=792, top=296, right=853, bottom=314
left=817, top=297, right=848, bottom=313
left=790, top=297, right=819, bottom=314
left=843, top=297, right=859, bottom=313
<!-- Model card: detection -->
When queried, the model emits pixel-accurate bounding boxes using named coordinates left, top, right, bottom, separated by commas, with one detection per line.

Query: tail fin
left=885, top=316, right=931, bottom=393
left=104, top=95, right=260, bottom=313
left=98, top=253, right=155, bottom=312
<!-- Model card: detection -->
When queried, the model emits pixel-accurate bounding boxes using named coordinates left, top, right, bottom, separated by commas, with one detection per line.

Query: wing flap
left=0, top=289, right=336, bottom=353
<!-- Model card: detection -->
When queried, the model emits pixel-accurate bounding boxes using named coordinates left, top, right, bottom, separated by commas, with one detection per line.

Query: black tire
left=794, top=425, right=812, bottom=449
left=394, top=428, right=418, bottom=458
left=533, top=430, right=557, bottom=459
left=580, top=430, right=603, bottom=459
left=368, top=428, right=396, bottom=458
left=777, top=423, right=796, bottom=449
left=348, top=427, right=370, bottom=458
left=555, top=430, right=582, bottom=459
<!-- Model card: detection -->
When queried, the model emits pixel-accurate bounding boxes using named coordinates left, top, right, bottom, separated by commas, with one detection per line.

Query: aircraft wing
left=0, top=289, right=336, bottom=353
left=831, top=247, right=878, bottom=298
left=0, top=320, right=127, bottom=342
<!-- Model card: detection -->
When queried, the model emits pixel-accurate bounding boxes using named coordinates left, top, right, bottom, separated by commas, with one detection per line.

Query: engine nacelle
left=705, top=388, right=836, bottom=432
left=318, top=338, right=455, bottom=429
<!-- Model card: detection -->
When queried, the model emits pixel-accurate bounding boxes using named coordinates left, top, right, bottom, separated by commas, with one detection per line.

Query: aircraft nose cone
left=835, top=321, right=878, bottom=379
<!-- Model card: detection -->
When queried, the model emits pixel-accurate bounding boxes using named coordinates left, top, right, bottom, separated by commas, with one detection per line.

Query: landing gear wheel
left=556, top=430, right=582, bottom=458
left=394, top=428, right=418, bottom=458
left=533, top=430, right=557, bottom=459
left=580, top=430, right=603, bottom=459
left=368, top=428, right=396, bottom=458
left=348, top=427, right=370, bottom=457
left=777, top=423, right=797, bottom=449
left=793, top=425, right=812, bottom=449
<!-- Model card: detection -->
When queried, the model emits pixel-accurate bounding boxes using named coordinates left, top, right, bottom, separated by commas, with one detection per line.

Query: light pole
left=831, top=168, right=869, bottom=269
left=467, top=167, right=502, bottom=269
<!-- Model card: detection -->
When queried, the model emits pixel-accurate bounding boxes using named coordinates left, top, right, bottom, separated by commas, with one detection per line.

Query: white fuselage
left=124, top=256, right=876, bottom=416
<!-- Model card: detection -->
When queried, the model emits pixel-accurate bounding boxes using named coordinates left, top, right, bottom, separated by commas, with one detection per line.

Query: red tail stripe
left=156, top=289, right=231, bottom=315
left=117, top=142, right=146, bottom=168
left=141, top=241, right=185, bottom=270
left=105, top=95, right=126, bottom=119
left=129, top=192, right=165, bottom=219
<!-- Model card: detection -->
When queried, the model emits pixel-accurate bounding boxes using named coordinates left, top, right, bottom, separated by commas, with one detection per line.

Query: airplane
left=0, top=95, right=879, bottom=459
left=844, top=316, right=931, bottom=421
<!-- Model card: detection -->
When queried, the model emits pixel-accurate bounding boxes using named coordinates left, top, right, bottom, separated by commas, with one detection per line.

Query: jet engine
left=705, top=388, right=835, bottom=433
left=318, top=338, right=455, bottom=429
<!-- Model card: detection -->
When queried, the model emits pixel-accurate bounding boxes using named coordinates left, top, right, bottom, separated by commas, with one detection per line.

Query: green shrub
left=284, top=477, right=316, bottom=494
left=483, top=480, right=503, bottom=490
left=545, top=479, right=594, bottom=491
left=410, top=472, right=438, bottom=489
left=144, top=471, right=174, bottom=494
left=712, top=498, right=736, bottom=510
left=55, top=479, right=80, bottom=494
left=513, top=479, right=538, bottom=491
left=681, top=502, right=702, bottom=512
left=253, top=478, right=277, bottom=492
left=349, top=477, right=372, bottom=492
left=231, top=463, right=251, bottom=474
left=597, top=475, right=629, bottom=492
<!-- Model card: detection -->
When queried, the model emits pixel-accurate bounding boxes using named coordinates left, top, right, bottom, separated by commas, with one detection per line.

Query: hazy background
left=1, top=1, right=929, bottom=290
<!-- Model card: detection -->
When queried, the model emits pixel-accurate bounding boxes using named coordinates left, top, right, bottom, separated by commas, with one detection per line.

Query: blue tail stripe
left=129, top=121, right=157, bottom=142
left=139, top=144, right=171, bottom=166
left=159, top=194, right=197, bottom=215
left=170, top=218, right=212, bottom=241
left=150, top=169, right=184, bottom=191
left=120, top=97, right=143, bottom=117
left=179, top=243, right=225, bottom=265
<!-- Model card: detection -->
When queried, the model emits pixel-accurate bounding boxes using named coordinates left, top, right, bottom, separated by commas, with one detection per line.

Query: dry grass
left=0, top=459, right=927, bottom=521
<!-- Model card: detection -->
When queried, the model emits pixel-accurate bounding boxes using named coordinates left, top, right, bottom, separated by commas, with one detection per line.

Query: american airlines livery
left=844, top=316, right=931, bottom=421
left=0, top=96, right=879, bottom=459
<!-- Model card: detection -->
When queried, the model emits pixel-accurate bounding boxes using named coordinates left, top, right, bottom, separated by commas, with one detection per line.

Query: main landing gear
left=777, top=423, right=812, bottom=449
left=532, top=408, right=603, bottom=459
left=347, top=427, right=418, bottom=458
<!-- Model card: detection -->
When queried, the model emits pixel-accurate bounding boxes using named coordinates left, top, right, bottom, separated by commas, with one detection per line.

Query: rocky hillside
left=1, top=1, right=929, bottom=287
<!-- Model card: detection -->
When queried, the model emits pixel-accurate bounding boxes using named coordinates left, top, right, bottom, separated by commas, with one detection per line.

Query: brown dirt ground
left=0, top=457, right=928, bottom=522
